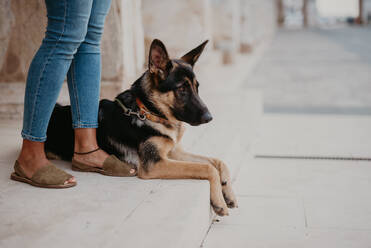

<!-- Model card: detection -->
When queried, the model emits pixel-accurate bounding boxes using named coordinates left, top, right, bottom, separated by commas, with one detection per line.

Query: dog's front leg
left=169, top=145, right=238, bottom=208
left=137, top=137, right=229, bottom=216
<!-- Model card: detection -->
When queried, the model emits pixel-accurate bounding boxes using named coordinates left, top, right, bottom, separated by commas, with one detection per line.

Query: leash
left=114, top=97, right=172, bottom=126
left=115, top=97, right=147, bottom=120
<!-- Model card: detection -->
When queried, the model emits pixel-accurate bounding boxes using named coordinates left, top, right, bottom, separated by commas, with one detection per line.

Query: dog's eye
left=177, top=84, right=187, bottom=93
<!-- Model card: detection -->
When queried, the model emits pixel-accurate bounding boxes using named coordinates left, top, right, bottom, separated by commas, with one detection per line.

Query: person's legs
left=67, top=0, right=111, bottom=130
left=18, top=0, right=94, bottom=181
left=67, top=0, right=117, bottom=168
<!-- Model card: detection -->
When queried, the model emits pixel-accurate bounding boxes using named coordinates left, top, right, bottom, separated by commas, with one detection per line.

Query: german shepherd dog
left=45, top=39, right=237, bottom=216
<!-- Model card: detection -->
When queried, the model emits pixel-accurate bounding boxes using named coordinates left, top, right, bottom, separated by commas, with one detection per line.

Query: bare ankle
left=18, top=139, right=47, bottom=163
left=74, top=128, right=99, bottom=153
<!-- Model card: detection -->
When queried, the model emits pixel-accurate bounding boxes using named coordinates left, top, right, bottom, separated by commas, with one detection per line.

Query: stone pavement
left=202, top=114, right=371, bottom=248
left=202, top=27, right=371, bottom=248
left=245, top=27, right=371, bottom=115
left=0, top=48, right=263, bottom=248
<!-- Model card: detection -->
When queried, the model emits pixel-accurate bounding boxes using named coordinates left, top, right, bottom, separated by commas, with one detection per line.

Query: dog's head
left=146, top=39, right=212, bottom=126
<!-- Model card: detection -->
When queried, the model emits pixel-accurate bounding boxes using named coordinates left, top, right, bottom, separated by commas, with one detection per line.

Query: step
left=0, top=122, right=212, bottom=248
left=0, top=52, right=263, bottom=247
left=0, top=158, right=210, bottom=248
left=0, top=89, right=262, bottom=248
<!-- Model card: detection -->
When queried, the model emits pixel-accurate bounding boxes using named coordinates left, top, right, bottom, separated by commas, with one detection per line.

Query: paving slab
left=203, top=157, right=371, bottom=248
left=303, top=195, right=371, bottom=230
left=234, top=158, right=299, bottom=197
left=253, top=114, right=371, bottom=158
left=235, top=158, right=371, bottom=198
left=0, top=159, right=159, bottom=248
left=203, top=225, right=371, bottom=248
left=220, top=195, right=305, bottom=228
left=203, top=225, right=306, bottom=248
left=299, top=229, right=371, bottom=248
left=296, top=160, right=371, bottom=198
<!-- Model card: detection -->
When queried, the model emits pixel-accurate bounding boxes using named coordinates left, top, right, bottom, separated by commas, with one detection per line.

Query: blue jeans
left=21, top=0, right=112, bottom=142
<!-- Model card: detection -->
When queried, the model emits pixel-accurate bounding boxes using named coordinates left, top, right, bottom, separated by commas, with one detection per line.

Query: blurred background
left=0, top=0, right=370, bottom=119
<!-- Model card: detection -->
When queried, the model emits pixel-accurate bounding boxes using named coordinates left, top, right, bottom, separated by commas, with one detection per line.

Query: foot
left=17, top=156, right=76, bottom=185
left=73, top=147, right=136, bottom=174
left=211, top=200, right=229, bottom=216
left=212, top=159, right=238, bottom=208
left=209, top=167, right=229, bottom=216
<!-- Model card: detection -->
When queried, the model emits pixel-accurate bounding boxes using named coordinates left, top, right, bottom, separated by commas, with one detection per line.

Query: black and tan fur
left=45, top=39, right=237, bottom=216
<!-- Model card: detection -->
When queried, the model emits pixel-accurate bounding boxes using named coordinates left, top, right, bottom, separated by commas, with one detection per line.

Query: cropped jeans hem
left=72, top=123, right=99, bottom=129
left=21, top=131, right=47, bottom=142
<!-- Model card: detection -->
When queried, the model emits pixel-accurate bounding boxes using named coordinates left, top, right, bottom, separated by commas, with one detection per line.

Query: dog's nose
left=200, top=112, right=213, bottom=123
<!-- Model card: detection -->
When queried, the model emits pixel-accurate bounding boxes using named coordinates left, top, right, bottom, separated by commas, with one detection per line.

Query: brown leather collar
left=135, top=98, right=173, bottom=126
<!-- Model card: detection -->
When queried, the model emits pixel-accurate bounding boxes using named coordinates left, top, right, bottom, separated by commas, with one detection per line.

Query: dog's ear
left=148, top=39, right=171, bottom=79
left=181, top=40, right=209, bottom=67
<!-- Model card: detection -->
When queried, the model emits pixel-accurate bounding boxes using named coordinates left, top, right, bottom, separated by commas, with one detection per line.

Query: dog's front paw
left=222, top=181, right=238, bottom=208
left=211, top=201, right=229, bottom=216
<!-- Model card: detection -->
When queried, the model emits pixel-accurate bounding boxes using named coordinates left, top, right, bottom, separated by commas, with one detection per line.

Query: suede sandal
left=10, top=160, right=76, bottom=189
left=71, top=148, right=136, bottom=177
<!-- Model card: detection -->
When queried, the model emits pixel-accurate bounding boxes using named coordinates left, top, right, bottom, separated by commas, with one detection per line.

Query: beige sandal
left=11, top=160, right=76, bottom=189
left=72, top=148, right=137, bottom=177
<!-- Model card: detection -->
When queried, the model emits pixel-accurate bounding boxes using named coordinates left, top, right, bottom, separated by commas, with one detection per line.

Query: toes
left=211, top=201, right=229, bottom=216
left=226, top=197, right=237, bottom=208
left=227, top=200, right=237, bottom=208
left=223, top=192, right=238, bottom=208
left=65, top=176, right=76, bottom=185
left=215, top=207, right=229, bottom=216
left=223, top=193, right=232, bottom=207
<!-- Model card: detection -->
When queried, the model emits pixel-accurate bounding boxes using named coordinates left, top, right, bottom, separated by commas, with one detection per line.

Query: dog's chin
left=177, top=119, right=203, bottom=126
left=187, top=120, right=211, bottom=126
left=189, top=122, right=202, bottom=126
left=175, top=114, right=212, bottom=126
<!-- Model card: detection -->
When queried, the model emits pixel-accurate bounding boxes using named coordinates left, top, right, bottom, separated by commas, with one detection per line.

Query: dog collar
left=114, top=97, right=172, bottom=127
left=135, top=98, right=173, bottom=126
